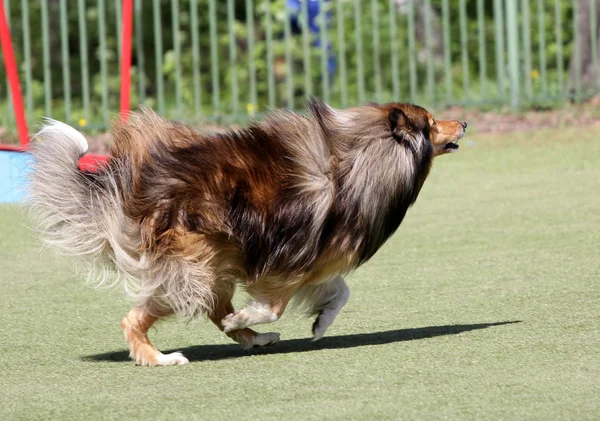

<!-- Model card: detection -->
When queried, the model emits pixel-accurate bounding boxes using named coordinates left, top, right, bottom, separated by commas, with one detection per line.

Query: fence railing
left=0, top=0, right=598, bottom=135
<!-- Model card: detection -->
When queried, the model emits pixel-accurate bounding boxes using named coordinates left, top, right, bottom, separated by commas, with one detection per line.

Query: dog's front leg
left=304, top=276, right=350, bottom=341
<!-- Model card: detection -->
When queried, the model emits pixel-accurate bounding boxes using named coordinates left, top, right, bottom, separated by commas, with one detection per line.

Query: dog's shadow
left=83, top=320, right=520, bottom=363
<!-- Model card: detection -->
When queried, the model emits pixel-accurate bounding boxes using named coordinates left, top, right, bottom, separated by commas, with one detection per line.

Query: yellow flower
left=531, top=69, right=540, bottom=80
left=79, top=118, right=88, bottom=127
left=246, top=103, right=256, bottom=116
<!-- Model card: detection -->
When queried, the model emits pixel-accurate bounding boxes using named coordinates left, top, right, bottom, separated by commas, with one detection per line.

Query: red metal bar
left=0, top=2, right=29, bottom=145
left=0, top=143, right=25, bottom=152
left=0, top=3, right=112, bottom=174
left=119, top=0, right=134, bottom=122
left=0, top=143, right=109, bottom=172
left=79, top=154, right=110, bottom=172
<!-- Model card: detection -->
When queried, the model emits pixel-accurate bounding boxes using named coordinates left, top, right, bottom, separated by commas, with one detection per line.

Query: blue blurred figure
left=287, top=0, right=336, bottom=81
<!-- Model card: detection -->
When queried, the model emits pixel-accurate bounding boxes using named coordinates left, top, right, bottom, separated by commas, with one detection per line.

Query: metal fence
left=0, top=0, right=598, bottom=133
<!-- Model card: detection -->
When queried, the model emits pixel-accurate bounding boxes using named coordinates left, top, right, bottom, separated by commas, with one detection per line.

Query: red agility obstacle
left=0, top=1, right=28, bottom=146
left=120, top=0, right=133, bottom=121
left=0, top=0, right=134, bottom=176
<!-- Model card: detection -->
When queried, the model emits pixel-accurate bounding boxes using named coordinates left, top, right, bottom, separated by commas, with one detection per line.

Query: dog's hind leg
left=208, top=286, right=280, bottom=349
left=220, top=282, right=301, bottom=333
left=298, top=276, right=350, bottom=341
left=121, top=306, right=189, bottom=366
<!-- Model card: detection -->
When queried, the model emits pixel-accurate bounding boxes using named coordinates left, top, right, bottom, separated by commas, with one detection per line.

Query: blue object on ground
left=0, top=150, right=32, bottom=203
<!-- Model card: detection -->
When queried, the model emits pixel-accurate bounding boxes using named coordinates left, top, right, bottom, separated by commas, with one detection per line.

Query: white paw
left=156, top=351, right=189, bottom=366
left=253, top=332, right=280, bottom=348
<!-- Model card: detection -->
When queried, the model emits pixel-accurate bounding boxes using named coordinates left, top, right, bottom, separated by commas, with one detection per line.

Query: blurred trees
left=568, top=0, right=600, bottom=95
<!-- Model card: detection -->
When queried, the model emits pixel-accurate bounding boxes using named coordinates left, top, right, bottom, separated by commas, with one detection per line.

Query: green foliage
left=0, top=0, right=579, bottom=127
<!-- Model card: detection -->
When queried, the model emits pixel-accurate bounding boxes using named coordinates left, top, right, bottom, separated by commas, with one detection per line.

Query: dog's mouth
left=442, top=128, right=465, bottom=152
left=443, top=141, right=459, bottom=151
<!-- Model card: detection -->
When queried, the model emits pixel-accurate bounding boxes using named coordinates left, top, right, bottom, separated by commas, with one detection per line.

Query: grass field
left=1, top=126, right=599, bottom=420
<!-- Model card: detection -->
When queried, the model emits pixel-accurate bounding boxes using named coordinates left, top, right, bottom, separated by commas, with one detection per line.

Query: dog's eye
left=432, top=120, right=437, bottom=126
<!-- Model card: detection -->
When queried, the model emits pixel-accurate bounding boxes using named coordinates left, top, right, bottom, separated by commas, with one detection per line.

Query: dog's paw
left=239, top=331, right=281, bottom=350
left=252, top=332, right=280, bottom=348
left=311, top=311, right=335, bottom=341
left=156, top=351, right=189, bottom=366
left=222, top=312, right=244, bottom=333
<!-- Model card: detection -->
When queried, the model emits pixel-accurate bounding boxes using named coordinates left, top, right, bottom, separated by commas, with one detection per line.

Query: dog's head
left=307, top=99, right=466, bottom=158
left=382, top=103, right=467, bottom=157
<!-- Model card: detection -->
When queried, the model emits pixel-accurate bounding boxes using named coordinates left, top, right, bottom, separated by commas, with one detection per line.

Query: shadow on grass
left=83, top=320, right=520, bottom=363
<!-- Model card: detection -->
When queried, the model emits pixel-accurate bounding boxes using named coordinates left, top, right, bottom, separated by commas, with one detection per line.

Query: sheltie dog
left=27, top=98, right=466, bottom=366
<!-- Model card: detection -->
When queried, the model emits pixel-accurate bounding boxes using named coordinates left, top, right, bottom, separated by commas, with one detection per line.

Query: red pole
left=0, top=2, right=29, bottom=146
left=119, top=0, right=134, bottom=122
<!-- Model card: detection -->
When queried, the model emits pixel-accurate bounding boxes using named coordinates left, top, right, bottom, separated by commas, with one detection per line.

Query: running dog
left=27, top=99, right=466, bottom=366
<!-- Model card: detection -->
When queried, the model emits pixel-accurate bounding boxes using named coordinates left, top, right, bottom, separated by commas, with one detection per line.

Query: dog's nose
left=461, top=121, right=468, bottom=129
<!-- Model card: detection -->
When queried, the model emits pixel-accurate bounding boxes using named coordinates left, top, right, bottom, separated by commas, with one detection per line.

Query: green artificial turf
left=1, top=127, right=599, bottom=420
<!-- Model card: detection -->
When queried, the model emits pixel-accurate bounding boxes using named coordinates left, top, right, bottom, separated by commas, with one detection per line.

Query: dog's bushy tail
left=27, top=120, right=118, bottom=283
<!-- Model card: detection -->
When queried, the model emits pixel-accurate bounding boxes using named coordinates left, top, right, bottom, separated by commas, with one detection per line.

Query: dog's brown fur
left=28, top=99, right=466, bottom=365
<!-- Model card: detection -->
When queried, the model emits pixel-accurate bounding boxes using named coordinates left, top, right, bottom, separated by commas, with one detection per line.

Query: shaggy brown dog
left=28, top=99, right=466, bottom=366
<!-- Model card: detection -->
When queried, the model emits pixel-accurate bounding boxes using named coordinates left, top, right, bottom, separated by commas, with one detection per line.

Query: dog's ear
left=307, top=96, right=335, bottom=137
left=388, top=107, right=410, bottom=142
